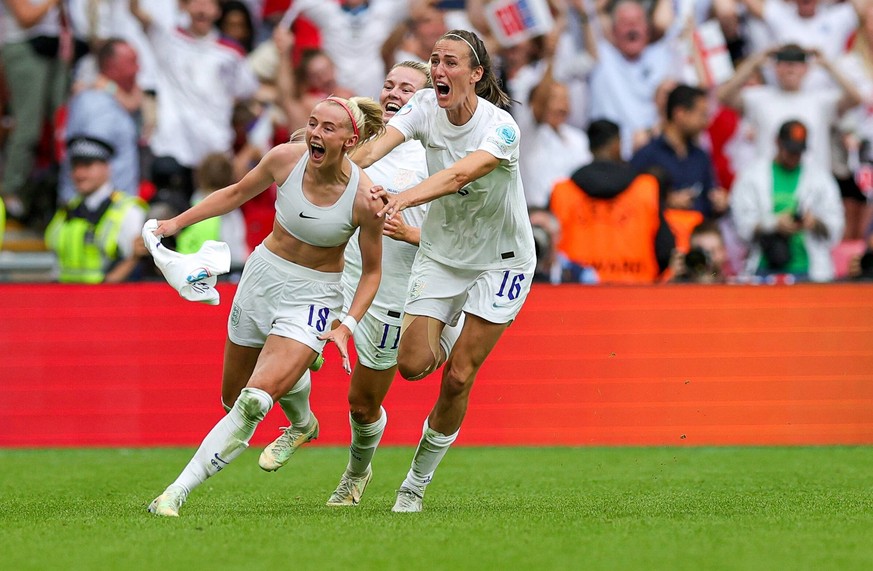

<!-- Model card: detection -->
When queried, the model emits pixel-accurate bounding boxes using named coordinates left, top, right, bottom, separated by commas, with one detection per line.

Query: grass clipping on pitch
left=1, top=446, right=872, bottom=570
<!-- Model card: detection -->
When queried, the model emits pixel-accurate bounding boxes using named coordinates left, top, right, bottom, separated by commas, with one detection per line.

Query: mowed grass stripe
left=1, top=447, right=872, bottom=571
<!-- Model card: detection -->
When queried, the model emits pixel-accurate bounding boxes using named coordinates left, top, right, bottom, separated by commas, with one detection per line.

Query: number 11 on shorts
left=378, top=323, right=401, bottom=350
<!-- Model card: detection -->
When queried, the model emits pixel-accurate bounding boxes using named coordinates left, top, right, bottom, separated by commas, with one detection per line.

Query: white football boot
left=258, top=415, right=319, bottom=472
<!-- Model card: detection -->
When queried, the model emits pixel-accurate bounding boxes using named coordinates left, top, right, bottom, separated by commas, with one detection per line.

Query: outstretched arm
left=347, top=191, right=385, bottom=326
left=155, top=145, right=300, bottom=236
left=350, top=125, right=406, bottom=168
left=373, top=150, right=500, bottom=218
left=465, top=0, right=492, bottom=36
left=572, top=0, right=600, bottom=61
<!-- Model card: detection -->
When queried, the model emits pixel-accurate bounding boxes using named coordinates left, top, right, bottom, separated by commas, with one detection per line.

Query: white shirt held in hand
left=142, top=218, right=231, bottom=305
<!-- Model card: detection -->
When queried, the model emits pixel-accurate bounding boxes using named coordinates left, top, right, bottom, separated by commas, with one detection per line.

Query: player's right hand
left=153, top=219, right=181, bottom=238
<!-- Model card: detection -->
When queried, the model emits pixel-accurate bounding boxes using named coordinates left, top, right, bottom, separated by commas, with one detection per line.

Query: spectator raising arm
left=569, top=0, right=600, bottom=61
left=808, top=48, right=865, bottom=115
left=528, top=38, right=559, bottom=125
left=128, top=0, right=152, bottom=30
left=650, top=0, right=677, bottom=41
left=464, top=0, right=492, bottom=37
left=274, top=26, right=309, bottom=132
left=742, top=0, right=870, bottom=24
left=739, top=0, right=764, bottom=20
left=716, top=47, right=773, bottom=112
left=4, top=0, right=59, bottom=28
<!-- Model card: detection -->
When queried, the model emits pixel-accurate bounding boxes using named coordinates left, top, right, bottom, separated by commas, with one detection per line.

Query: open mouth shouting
left=384, top=101, right=402, bottom=119
left=435, top=81, right=451, bottom=102
left=310, top=141, right=326, bottom=161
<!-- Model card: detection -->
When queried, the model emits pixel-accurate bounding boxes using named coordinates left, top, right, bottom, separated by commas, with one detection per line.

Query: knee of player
left=236, top=387, right=273, bottom=422
left=348, top=395, right=381, bottom=423
left=395, top=349, right=431, bottom=380
left=349, top=405, right=381, bottom=425
left=441, top=362, right=475, bottom=397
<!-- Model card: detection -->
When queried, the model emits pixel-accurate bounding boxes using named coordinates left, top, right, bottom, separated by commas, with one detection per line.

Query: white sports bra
left=275, top=152, right=358, bottom=248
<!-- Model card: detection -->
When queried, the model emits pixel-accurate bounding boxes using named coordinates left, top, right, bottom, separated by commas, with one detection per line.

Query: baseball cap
left=67, top=136, right=114, bottom=163
left=777, top=120, right=808, bottom=154
left=774, top=44, right=808, bottom=63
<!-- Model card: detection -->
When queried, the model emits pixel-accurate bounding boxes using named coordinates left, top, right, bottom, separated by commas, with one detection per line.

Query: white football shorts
left=228, top=243, right=343, bottom=351
left=404, top=253, right=534, bottom=326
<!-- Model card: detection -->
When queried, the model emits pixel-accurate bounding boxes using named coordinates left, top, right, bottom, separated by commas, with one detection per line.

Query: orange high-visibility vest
left=664, top=208, right=704, bottom=254
left=550, top=173, right=661, bottom=283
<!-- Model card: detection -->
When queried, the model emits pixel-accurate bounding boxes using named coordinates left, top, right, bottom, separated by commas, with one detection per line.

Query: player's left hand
left=371, top=185, right=406, bottom=220
left=318, top=325, right=352, bottom=374
left=383, top=211, right=410, bottom=240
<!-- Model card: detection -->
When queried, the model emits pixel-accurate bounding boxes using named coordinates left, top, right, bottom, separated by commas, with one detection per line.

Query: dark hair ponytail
left=441, top=29, right=511, bottom=109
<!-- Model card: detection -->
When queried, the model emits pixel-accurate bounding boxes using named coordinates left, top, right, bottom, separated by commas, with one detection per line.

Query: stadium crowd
left=2, top=0, right=873, bottom=284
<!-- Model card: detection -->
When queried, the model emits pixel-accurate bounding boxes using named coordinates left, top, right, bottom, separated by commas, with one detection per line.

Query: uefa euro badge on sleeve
left=141, top=219, right=231, bottom=305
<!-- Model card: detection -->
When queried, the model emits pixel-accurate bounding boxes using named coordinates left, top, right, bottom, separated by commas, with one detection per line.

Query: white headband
left=444, top=33, right=480, bottom=66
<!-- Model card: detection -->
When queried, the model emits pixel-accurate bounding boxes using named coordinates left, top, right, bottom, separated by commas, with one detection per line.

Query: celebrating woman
left=147, top=95, right=385, bottom=517
left=354, top=29, right=536, bottom=512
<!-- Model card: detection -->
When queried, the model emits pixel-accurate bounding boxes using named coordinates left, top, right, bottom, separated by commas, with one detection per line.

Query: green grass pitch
left=2, top=446, right=872, bottom=570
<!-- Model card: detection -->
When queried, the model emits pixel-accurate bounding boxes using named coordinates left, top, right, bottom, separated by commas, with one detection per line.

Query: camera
left=858, top=250, right=873, bottom=280
left=683, top=246, right=711, bottom=275
left=530, top=223, right=553, bottom=283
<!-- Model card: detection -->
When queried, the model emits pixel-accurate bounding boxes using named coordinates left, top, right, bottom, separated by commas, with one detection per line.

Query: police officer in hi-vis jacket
left=45, top=137, right=146, bottom=283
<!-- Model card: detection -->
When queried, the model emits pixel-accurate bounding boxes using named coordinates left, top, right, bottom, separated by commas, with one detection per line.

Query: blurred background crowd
left=2, top=0, right=873, bottom=285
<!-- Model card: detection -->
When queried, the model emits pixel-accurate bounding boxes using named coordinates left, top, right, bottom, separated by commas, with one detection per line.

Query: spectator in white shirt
left=273, top=25, right=355, bottom=133
left=0, top=0, right=67, bottom=222
left=739, top=0, right=866, bottom=89
left=293, top=0, right=412, bottom=98
left=68, top=0, right=180, bottom=94
left=588, top=0, right=683, bottom=158
left=61, top=38, right=142, bottom=203
left=129, top=0, right=259, bottom=199
left=519, top=32, right=591, bottom=209
left=730, top=118, right=844, bottom=282
left=718, top=43, right=863, bottom=172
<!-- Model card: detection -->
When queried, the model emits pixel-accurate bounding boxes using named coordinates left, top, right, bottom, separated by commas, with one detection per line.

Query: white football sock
left=347, top=407, right=387, bottom=476
left=169, top=387, right=273, bottom=495
left=400, top=418, right=458, bottom=495
left=277, top=370, right=312, bottom=428
left=439, top=316, right=464, bottom=363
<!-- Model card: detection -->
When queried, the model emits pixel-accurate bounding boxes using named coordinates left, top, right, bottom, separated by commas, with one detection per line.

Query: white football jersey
left=388, top=89, right=535, bottom=270
left=343, top=139, right=428, bottom=323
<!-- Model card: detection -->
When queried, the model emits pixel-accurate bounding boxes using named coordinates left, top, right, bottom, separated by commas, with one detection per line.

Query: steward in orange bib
left=549, top=120, right=674, bottom=283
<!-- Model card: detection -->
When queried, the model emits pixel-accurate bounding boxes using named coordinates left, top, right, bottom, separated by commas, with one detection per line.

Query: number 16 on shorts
left=477, top=265, right=533, bottom=323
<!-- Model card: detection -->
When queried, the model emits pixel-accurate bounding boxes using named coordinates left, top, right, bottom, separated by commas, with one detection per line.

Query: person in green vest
left=45, top=136, right=147, bottom=283
left=175, top=152, right=251, bottom=269
left=730, top=120, right=845, bottom=282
